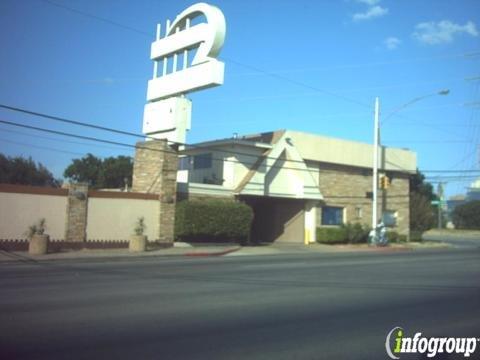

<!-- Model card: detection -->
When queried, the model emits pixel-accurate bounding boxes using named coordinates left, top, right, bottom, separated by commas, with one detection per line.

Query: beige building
left=177, top=129, right=416, bottom=243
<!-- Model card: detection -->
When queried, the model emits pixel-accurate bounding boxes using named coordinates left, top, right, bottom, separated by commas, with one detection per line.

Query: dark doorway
left=241, top=196, right=305, bottom=244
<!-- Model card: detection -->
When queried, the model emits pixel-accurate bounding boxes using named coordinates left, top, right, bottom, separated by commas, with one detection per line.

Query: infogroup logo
left=385, top=327, right=479, bottom=359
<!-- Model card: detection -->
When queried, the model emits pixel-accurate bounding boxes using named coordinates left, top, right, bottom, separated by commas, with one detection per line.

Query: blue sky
left=0, top=0, right=479, bottom=197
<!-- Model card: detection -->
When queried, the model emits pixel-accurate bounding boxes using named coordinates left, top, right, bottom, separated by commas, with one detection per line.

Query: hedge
left=316, top=223, right=371, bottom=244
left=316, top=227, right=348, bottom=244
left=175, top=200, right=253, bottom=243
left=386, top=231, right=407, bottom=243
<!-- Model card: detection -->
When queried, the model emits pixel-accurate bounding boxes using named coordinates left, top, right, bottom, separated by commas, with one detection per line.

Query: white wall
left=87, top=197, right=159, bottom=241
left=0, top=192, right=67, bottom=240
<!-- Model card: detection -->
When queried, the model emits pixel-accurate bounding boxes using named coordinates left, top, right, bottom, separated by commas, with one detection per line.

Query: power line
left=4, top=115, right=479, bottom=185
left=0, top=104, right=146, bottom=141
left=0, top=118, right=323, bottom=174
left=223, top=57, right=371, bottom=109
left=0, top=103, right=307, bottom=167
left=39, top=0, right=151, bottom=37
left=5, top=103, right=480, bottom=181
left=422, top=170, right=480, bottom=173
left=0, top=126, right=130, bottom=152
left=0, top=119, right=167, bottom=154
left=38, top=0, right=372, bottom=109
left=0, top=137, right=85, bottom=156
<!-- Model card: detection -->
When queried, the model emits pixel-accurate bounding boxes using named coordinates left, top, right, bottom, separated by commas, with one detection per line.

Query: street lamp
left=371, top=89, right=450, bottom=237
left=381, top=89, right=450, bottom=125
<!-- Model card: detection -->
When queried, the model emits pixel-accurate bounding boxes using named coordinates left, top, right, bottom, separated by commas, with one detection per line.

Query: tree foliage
left=452, top=201, right=480, bottom=230
left=63, top=153, right=132, bottom=189
left=0, top=153, right=59, bottom=187
left=409, top=170, right=436, bottom=232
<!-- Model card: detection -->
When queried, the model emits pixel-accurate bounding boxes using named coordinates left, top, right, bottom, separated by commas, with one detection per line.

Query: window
left=355, top=206, right=362, bottom=219
left=321, top=206, right=344, bottom=226
left=193, top=153, right=212, bottom=169
left=382, top=210, right=397, bottom=227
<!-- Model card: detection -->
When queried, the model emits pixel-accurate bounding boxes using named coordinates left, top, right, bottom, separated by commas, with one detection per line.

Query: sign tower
left=142, top=2, right=226, bottom=144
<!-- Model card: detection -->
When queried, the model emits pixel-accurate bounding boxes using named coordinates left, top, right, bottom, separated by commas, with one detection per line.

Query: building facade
left=177, top=130, right=417, bottom=244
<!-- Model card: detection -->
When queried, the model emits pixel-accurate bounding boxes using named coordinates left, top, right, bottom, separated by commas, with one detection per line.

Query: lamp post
left=371, top=89, right=450, bottom=238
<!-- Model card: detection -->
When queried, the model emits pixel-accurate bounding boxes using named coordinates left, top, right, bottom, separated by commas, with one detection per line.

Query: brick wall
left=317, top=162, right=410, bottom=235
left=65, top=183, right=89, bottom=242
left=132, top=140, right=178, bottom=244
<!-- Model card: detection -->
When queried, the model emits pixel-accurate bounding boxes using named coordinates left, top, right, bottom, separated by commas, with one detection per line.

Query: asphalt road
left=1, top=248, right=479, bottom=360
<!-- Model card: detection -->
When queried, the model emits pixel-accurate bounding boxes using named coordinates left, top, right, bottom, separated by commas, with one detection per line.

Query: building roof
left=183, top=129, right=417, bottom=173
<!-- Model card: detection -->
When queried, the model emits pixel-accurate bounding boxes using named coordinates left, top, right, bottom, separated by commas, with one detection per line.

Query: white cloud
left=384, top=37, right=401, bottom=50
left=353, top=5, right=388, bottom=21
left=355, top=0, right=381, bottom=5
left=413, top=20, right=478, bottom=45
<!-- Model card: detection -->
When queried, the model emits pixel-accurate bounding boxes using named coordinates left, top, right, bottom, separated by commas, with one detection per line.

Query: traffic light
left=379, top=175, right=390, bottom=189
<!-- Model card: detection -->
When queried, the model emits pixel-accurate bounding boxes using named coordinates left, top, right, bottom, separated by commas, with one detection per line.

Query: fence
left=0, top=183, right=160, bottom=250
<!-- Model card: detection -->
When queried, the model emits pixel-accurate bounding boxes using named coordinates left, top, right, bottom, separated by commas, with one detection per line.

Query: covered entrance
left=241, top=196, right=306, bottom=244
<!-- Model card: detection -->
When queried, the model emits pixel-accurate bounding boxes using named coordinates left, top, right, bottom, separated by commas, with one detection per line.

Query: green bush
left=175, top=200, right=253, bottom=243
left=409, top=231, right=423, bottom=242
left=386, top=231, right=399, bottom=243
left=452, top=201, right=480, bottom=230
left=398, top=235, right=408, bottom=243
left=316, top=223, right=371, bottom=244
left=385, top=231, right=408, bottom=243
left=316, top=227, right=348, bottom=244
left=343, top=223, right=370, bottom=244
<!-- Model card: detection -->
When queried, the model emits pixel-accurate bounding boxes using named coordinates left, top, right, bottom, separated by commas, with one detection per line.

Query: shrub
left=409, top=231, right=423, bottom=242
left=316, top=227, right=348, bottom=244
left=398, top=235, right=408, bottom=243
left=134, top=217, right=146, bottom=236
left=316, top=223, right=371, bottom=244
left=175, top=200, right=253, bottom=243
left=25, top=218, right=47, bottom=239
left=386, top=231, right=399, bottom=243
left=343, top=223, right=370, bottom=244
left=385, top=231, right=408, bottom=243
left=452, top=201, right=480, bottom=230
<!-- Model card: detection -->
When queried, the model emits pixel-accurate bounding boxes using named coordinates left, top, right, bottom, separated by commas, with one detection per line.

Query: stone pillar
left=132, top=140, right=178, bottom=245
left=65, top=183, right=88, bottom=242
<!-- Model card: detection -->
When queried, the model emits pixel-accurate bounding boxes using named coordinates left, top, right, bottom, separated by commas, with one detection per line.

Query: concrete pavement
left=1, top=248, right=479, bottom=359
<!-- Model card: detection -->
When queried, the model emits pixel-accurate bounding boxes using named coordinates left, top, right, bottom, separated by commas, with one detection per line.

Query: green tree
left=102, top=156, right=133, bottom=188
left=0, top=153, right=59, bottom=187
left=63, top=153, right=103, bottom=187
left=63, top=153, right=132, bottom=189
left=409, top=170, right=436, bottom=232
left=452, top=201, right=480, bottom=229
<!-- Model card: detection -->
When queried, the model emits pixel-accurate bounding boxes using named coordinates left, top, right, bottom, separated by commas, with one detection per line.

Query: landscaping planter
left=129, top=235, right=147, bottom=252
left=29, top=234, right=49, bottom=255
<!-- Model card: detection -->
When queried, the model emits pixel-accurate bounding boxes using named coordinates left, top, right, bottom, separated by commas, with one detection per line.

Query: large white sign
left=143, top=2, right=226, bottom=143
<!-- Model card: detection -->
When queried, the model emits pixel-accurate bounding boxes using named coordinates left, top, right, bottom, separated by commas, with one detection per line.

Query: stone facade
left=132, top=140, right=178, bottom=244
left=65, top=183, right=89, bottom=242
left=316, top=162, right=410, bottom=236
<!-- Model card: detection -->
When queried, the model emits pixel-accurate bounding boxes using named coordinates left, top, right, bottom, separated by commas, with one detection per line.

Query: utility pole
left=372, top=97, right=380, bottom=230
left=437, top=182, right=444, bottom=229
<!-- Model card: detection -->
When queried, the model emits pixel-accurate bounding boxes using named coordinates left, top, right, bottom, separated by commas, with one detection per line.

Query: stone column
left=65, top=183, right=88, bottom=242
left=132, top=140, right=178, bottom=245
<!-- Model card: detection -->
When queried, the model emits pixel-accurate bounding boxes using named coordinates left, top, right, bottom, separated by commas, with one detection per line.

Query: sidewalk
left=0, top=240, right=450, bottom=263
left=227, top=241, right=449, bottom=256
left=0, top=242, right=241, bottom=263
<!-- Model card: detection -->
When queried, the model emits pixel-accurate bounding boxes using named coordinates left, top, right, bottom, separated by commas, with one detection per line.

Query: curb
left=184, top=247, right=241, bottom=257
